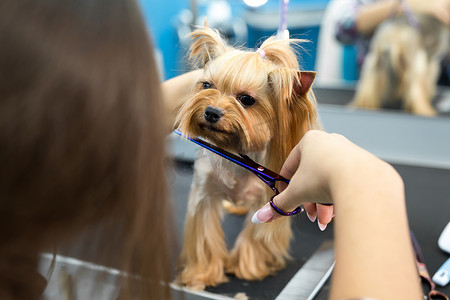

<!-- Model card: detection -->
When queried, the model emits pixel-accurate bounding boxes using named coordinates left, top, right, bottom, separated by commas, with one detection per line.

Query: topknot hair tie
left=256, top=48, right=265, bottom=58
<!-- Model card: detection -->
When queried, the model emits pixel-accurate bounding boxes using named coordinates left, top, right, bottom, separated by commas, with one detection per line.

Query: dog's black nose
left=204, top=106, right=223, bottom=123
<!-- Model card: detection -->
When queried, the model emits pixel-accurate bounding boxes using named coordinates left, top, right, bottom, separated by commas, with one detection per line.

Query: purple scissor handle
left=174, top=129, right=303, bottom=216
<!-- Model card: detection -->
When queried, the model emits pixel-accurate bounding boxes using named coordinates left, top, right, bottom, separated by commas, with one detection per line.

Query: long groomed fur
left=174, top=23, right=319, bottom=290
left=352, top=14, right=449, bottom=116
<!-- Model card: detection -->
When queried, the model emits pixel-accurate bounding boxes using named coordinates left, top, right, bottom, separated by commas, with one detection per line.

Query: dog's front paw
left=177, top=263, right=229, bottom=291
left=222, top=200, right=249, bottom=215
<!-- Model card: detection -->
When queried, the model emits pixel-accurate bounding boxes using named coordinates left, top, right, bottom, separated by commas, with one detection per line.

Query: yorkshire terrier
left=352, top=14, right=449, bottom=116
left=174, top=23, right=319, bottom=290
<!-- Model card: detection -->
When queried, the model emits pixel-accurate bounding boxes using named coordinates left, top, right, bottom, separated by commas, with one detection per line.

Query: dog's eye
left=202, top=82, right=212, bottom=89
left=237, top=94, right=256, bottom=107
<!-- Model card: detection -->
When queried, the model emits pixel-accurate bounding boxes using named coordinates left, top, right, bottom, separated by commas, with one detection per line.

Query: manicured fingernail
left=307, top=212, right=317, bottom=223
left=251, top=206, right=274, bottom=223
left=318, top=222, right=327, bottom=231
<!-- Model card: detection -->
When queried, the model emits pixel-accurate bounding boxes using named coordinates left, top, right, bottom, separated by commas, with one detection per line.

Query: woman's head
left=0, top=0, right=172, bottom=298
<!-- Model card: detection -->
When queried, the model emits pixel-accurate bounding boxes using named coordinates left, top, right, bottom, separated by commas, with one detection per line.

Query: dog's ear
left=267, top=68, right=319, bottom=172
left=294, top=71, right=316, bottom=95
left=188, top=18, right=228, bottom=67
left=269, top=69, right=316, bottom=102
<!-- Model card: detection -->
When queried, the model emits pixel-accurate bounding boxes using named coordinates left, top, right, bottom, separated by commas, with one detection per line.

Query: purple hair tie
left=256, top=48, right=265, bottom=58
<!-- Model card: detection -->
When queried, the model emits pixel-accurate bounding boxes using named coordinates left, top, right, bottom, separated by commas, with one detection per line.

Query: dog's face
left=177, top=51, right=278, bottom=153
left=175, top=25, right=318, bottom=166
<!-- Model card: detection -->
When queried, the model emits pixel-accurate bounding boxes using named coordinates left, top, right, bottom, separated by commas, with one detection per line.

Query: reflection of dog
left=352, top=14, right=449, bottom=116
left=174, top=24, right=319, bottom=290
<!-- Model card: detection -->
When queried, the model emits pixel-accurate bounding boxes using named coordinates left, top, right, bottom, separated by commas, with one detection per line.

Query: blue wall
left=247, top=25, right=321, bottom=72
left=139, top=0, right=330, bottom=79
left=138, top=0, right=190, bottom=79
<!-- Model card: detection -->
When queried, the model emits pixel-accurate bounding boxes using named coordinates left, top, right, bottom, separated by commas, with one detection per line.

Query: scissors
left=174, top=129, right=303, bottom=216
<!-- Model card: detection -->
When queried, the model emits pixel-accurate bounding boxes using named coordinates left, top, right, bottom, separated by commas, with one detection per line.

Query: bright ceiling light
left=243, top=0, right=268, bottom=8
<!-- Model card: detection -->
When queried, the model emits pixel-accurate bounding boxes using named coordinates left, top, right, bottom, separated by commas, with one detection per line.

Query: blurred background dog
left=352, top=14, right=449, bottom=116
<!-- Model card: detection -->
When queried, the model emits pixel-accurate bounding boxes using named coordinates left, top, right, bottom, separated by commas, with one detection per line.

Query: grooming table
left=168, top=163, right=450, bottom=300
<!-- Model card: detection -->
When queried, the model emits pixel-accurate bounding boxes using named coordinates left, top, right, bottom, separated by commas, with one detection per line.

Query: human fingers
left=316, top=204, right=335, bottom=231
left=251, top=184, right=306, bottom=223
left=304, top=203, right=334, bottom=231
left=252, top=200, right=336, bottom=227
left=254, top=130, right=352, bottom=224
left=430, top=4, right=450, bottom=25
left=251, top=202, right=276, bottom=223
left=277, top=142, right=302, bottom=193
left=408, top=0, right=450, bottom=25
left=303, top=202, right=317, bottom=222
left=278, top=130, right=329, bottom=193
left=436, top=7, right=450, bottom=25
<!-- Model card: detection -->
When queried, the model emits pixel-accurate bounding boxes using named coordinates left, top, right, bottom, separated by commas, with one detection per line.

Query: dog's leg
left=404, top=51, right=437, bottom=116
left=177, top=167, right=229, bottom=290
left=352, top=52, right=384, bottom=110
left=227, top=216, right=292, bottom=280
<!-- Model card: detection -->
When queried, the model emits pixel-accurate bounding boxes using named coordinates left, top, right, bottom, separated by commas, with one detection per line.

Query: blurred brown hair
left=0, top=0, right=173, bottom=299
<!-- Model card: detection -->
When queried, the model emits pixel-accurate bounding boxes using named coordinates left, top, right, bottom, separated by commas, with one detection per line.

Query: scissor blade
left=174, top=130, right=288, bottom=183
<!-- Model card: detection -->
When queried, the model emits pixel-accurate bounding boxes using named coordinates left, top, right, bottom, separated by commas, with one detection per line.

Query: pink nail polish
left=307, top=212, right=317, bottom=223
left=251, top=206, right=274, bottom=223
left=318, top=222, right=327, bottom=231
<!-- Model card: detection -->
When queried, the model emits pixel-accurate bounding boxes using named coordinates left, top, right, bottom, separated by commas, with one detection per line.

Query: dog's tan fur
left=352, top=14, right=449, bottom=116
left=174, top=24, right=319, bottom=290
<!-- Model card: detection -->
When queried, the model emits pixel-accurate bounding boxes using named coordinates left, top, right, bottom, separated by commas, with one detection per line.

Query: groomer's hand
left=407, top=0, right=450, bottom=25
left=252, top=130, right=369, bottom=230
left=254, top=131, right=417, bottom=300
